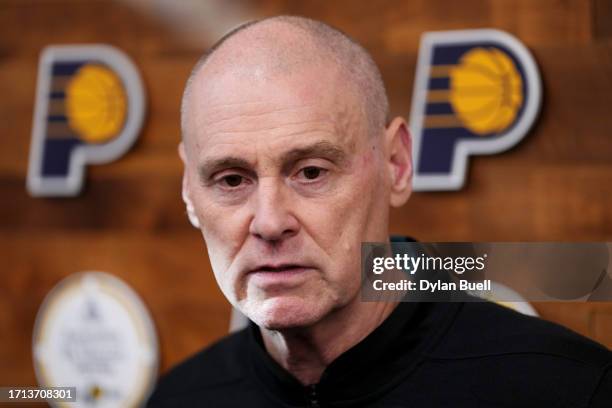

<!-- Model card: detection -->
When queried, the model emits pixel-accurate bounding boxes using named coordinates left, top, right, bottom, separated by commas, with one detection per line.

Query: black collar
left=247, top=301, right=461, bottom=407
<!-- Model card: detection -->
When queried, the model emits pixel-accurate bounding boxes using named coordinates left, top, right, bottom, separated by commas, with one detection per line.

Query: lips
left=248, top=264, right=309, bottom=274
left=246, top=263, right=314, bottom=290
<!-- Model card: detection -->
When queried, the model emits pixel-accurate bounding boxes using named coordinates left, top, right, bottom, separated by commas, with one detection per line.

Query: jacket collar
left=247, top=300, right=460, bottom=407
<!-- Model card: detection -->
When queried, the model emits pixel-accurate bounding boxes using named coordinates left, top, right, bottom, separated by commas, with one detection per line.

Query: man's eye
left=221, top=174, right=243, bottom=187
left=300, top=166, right=326, bottom=180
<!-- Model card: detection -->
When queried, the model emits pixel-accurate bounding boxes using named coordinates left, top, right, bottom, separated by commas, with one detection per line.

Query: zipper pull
left=307, top=384, right=320, bottom=408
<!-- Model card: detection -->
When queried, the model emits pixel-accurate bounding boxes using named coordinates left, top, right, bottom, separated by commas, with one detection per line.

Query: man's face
left=181, top=64, right=392, bottom=329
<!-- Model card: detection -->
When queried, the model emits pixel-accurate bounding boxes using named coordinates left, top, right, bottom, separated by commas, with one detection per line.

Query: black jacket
left=148, top=300, right=612, bottom=407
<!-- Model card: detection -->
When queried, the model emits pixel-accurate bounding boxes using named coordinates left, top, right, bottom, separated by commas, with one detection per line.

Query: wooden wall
left=1, top=0, right=611, bottom=391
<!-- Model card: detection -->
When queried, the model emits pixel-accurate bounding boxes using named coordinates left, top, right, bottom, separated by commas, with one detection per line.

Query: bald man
left=148, top=16, right=611, bottom=407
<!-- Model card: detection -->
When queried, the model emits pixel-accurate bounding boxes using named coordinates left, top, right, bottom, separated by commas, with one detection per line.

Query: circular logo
left=32, top=272, right=158, bottom=407
left=65, top=64, right=127, bottom=143
left=449, top=47, right=523, bottom=135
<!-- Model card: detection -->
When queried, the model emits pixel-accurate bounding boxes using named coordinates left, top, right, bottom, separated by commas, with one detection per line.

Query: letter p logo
left=27, top=45, right=145, bottom=196
left=410, top=30, right=542, bottom=191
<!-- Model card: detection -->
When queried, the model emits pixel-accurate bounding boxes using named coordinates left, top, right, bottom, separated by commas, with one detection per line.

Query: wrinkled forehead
left=183, top=62, right=367, bottom=154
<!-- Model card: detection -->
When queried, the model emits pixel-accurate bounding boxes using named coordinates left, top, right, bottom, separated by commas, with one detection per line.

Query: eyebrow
left=279, top=141, right=348, bottom=170
left=198, top=157, right=253, bottom=181
left=198, top=140, right=348, bottom=181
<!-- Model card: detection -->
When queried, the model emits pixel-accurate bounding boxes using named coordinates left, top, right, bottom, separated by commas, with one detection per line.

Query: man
left=148, top=16, right=611, bottom=407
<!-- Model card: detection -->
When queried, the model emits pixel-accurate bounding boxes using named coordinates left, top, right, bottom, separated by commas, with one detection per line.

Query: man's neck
left=259, top=299, right=398, bottom=385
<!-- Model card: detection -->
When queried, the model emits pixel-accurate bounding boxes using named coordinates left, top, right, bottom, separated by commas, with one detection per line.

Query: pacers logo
left=65, top=64, right=127, bottom=143
left=410, top=29, right=541, bottom=191
left=27, top=45, right=145, bottom=196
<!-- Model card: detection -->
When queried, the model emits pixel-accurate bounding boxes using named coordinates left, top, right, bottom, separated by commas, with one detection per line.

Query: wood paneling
left=0, top=0, right=611, bottom=389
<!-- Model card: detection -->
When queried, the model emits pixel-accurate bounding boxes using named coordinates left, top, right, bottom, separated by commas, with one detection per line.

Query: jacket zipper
left=306, top=384, right=320, bottom=407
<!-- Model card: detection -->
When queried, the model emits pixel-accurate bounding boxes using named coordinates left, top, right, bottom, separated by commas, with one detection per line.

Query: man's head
left=179, top=16, right=412, bottom=330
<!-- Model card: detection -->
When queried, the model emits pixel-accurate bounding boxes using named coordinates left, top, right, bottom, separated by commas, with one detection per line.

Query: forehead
left=184, top=63, right=366, bottom=156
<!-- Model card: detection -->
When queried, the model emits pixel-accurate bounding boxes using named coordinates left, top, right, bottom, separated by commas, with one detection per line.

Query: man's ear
left=384, top=117, right=413, bottom=207
left=179, top=142, right=201, bottom=229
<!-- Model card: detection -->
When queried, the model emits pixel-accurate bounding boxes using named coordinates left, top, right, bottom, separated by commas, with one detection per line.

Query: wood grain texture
left=0, top=0, right=610, bottom=389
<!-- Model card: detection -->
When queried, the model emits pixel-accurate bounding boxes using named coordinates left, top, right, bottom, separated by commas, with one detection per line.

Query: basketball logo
left=410, top=30, right=541, bottom=191
left=27, top=45, right=145, bottom=196
left=65, top=64, right=127, bottom=143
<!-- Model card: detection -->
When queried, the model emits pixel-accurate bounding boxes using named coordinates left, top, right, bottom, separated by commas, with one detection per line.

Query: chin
left=245, top=296, right=327, bottom=330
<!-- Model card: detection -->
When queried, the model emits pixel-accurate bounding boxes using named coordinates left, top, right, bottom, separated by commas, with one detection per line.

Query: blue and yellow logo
left=411, top=29, right=541, bottom=191
left=27, top=45, right=145, bottom=196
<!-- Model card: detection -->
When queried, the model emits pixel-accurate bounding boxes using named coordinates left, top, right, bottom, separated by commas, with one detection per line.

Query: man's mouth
left=249, top=264, right=309, bottom=274
left=246, top=263, right=315, bottom=287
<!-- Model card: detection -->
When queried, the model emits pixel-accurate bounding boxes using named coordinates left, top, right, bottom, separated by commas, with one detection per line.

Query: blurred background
left=1, top=0, right=612, bottom=391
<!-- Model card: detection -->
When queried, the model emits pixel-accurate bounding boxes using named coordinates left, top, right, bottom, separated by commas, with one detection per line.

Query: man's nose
left=249, top=178, right=299, bottom=242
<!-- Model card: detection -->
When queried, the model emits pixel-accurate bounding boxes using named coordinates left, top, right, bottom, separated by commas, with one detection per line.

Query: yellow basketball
left=449, top=47, right=523, bottom=135
left=66, top=64, right=127, bottom=143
